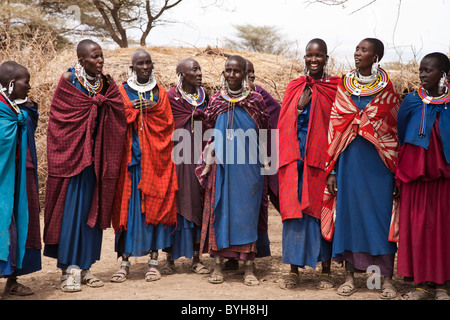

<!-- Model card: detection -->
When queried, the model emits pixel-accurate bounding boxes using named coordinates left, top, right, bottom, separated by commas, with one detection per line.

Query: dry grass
left=0, top=35, right=424, bottom=204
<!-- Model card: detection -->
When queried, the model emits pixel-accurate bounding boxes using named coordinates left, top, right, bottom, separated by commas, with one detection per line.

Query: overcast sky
left=136, top=0, right=449, bottom=67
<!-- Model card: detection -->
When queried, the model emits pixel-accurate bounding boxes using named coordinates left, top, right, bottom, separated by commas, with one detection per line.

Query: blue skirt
left=11, top=249, right=41, bottom=276
left=115, top=130, right=173, bottom=257
left=282, top=215, right=331, bottom=268
left=332, top=135, right=397, bottom=257
left=169, top=215, right=201, bottom=260
left=44, top=165, right=103, bottom=270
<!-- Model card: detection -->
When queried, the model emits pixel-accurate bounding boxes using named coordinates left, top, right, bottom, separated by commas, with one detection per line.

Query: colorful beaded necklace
left=220, top=85, right=251, bottom=140
left=343, top=67, right=389, bottom=96
left=75, top=67, right=103, bottom=96
left=177, top=83, right=206, bottom=107
left=417, top=83, right=450, bottom=137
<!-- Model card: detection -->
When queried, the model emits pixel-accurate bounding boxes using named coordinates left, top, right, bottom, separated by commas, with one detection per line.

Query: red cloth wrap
left=278, top=76, right=339, bottom=221
left=44, top=76, right=127, bottom=244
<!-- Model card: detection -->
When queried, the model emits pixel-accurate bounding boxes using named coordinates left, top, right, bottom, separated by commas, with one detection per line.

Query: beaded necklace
left=417, top=84, right=450, bottom=137
left=137, top=88, right=154, bottom=130
left=177, top=83, right=205, bottom=107
left=343, top=67, right=389, bottom=96
left=177, top=83, right=206, bottom=132
left=75, top=67, right=103, bottom=96
left=417, top=84, right=450, bottom=104
left=220, top=85, right=250, bottom=140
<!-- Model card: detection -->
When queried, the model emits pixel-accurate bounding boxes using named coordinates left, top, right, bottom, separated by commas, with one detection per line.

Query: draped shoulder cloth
left=112, top=84, right=178, bottom=231
left=278, top=76, right=339, bottom=220
left=321, top=78, right=401, bottom=241
left=44, top=75, right=127, bottom=244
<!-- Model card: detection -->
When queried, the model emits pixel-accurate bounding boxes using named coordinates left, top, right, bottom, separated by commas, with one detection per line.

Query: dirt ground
left=1, top=204, right=413, bottom=301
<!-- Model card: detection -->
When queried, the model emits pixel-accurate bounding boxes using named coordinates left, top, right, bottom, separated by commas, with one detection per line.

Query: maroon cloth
left=26, top=166, right=41, bottom=250
left=44, top=75, right=127, bottom=244
left=168, top=86, right=208, bottom=130
left=204, top=91, right=270, bottom=131
left=396, top=118, right=450, bottom=284
left=168, top=86, right=208, bottom=226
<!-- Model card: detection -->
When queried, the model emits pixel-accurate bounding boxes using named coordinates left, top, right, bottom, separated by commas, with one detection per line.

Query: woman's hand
left=200, top=164, right=211, bottom=177
left=326, top=173, right=337, bottom=196
left=297, top=86, right=312, bottom=116
left=131, top=99, right=157, bottom=110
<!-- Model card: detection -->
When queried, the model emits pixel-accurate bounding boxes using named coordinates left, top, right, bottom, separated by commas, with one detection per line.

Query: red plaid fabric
left=278, top=76, right=340, bottom=220
left=321, top=79, right=400, bottom=241
left=44, top=76, right=127, bottom=244
left=112, top=84, right=177, bottom=231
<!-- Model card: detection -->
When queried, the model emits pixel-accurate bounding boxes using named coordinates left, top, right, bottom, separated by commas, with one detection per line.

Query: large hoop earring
left=371, top=56, right=379, bottom=77
left=220, top=72, right=226, bottom=88
left=439, top=72, right=448, bottom=95
left=177, top=73, right=183, bottom=87
left=8, top=81, right=14, bottom=96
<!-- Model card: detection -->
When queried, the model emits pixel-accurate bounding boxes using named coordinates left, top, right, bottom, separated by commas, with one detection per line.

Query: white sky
left=132, top=0, right=450, bottom=67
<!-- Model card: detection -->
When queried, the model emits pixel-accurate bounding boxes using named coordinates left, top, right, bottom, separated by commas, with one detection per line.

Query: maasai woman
left=278, top=39, right=339, bottom=290
left=44, top=39, right=127, bottom=292
left=111, top=49, right=177, bottom=283
left=323, top=38, right=400, bottom=299
left=0, top=61, right=35, bottom=296
left=396, top=53, right=450, bottom=300
left=222, top=59, right=281, bottom=271
left=198, top=55, right=270, bottom=286
left=165, top=58, right=210, bottom=275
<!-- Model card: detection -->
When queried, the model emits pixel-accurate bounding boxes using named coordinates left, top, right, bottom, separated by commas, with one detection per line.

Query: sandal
left=401, top=287, right=429, bottom=300
left=60, top=274, right=81, bottom=293
left=4, top=282, right=34, bottom=296
left=160, top=261, right=175, bottom=275
left=191, top=262, right=211, bottom=274
left=337, top=281, right=356, bottom=296
left=435, top=288, right=450, bottom=300
left=380, top=282, right=397, bottom=299
left=280, top=273, right=300, bottom=290
left=110, top=261, right=130, bottom=283
left=145, top=267, right=161, bottom=282
left=243, top=273, right=259, bottom=286
left=81, top=270, right=104, bottom=288
left=316, top=273, right=334, bottom=290
left=208, top=272, right=224, bottom=284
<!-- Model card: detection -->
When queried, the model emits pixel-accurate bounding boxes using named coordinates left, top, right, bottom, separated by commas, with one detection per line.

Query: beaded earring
left=438, top=72, right=447, bottom=95
left=371, top=56, right=380, bottom=77
left=177, top=72, right=183, bottom=87
left=8, top=81, right=14, bottom=96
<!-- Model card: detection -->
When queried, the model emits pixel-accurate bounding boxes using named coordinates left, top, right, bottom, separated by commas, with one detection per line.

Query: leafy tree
left=224, top=24, right=292, bottom=56
left=0, top=0, right=69, bottom=49
left=39, top=0, right=225, bottom=48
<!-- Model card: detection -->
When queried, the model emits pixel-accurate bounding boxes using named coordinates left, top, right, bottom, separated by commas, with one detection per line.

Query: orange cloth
left=112, top=84, right=178, bottom=231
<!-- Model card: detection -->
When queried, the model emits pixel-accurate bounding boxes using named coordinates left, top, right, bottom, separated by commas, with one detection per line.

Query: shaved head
left=76, top=39, right=101, bottom=58
left=176, top=58, right=198, bottom=75
left=0, top=61, right=28, bottom=88
left=131, top=49, right=151, bottom=65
